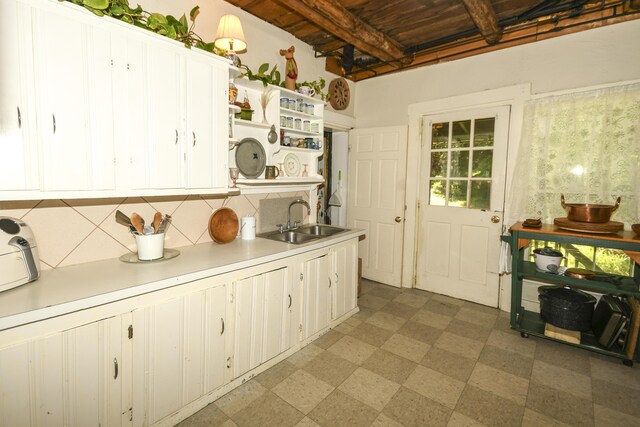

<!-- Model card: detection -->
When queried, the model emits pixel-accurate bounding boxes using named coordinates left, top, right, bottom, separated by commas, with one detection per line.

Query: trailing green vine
left=62, top=0, right=222, bottom=53
left=239, top=61, right=330, bottom=101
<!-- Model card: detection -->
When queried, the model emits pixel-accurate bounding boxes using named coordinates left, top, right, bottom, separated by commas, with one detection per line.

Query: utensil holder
left=135, top=233, right=165, bottom=260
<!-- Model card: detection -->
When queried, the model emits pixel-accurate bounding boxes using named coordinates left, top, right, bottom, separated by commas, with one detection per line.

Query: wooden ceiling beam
left=461, top=0, right=502, bottom=44
left=275, top=0, right=405, bottom=63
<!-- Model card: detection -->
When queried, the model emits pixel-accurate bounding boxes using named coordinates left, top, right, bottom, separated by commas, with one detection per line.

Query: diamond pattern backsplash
left=0, top=191, right=309, bottom=270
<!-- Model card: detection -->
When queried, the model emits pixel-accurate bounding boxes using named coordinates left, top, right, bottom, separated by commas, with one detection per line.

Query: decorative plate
left=119, top=248, right=180, bottom=263
left=235, top=137, right=266, bottom=179
left=284, top=153, right=301, bottom=177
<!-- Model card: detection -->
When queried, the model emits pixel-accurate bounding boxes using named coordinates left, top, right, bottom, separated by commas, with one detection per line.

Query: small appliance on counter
left=0, top=217, right=40, bottom=292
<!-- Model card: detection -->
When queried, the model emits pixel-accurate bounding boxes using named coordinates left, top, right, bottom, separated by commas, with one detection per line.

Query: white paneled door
left=416, top=106, right=510, bottom=306
left=347, top=126, right=408, bottom=287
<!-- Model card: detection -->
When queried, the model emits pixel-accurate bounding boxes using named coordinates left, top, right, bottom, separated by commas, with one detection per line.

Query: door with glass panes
left=416, top=106, right=510, bottom=306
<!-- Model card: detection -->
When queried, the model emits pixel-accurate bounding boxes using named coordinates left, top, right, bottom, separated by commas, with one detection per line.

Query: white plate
left=284, top=153, right=301, bottom=177
left=119, top=248, right=180, bottom=263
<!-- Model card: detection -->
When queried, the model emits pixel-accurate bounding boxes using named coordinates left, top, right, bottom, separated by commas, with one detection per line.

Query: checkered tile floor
left=177, top=279, right=640, bottom=427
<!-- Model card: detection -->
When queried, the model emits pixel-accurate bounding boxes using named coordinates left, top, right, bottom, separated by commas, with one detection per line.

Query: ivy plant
left=239, top=61, right=330, bottom=101
left=62, top=0, right=221, bottom=53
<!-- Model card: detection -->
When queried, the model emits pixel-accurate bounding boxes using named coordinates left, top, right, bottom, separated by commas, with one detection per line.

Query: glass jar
left=280, top=116, right=287, bottom=127
left=288, top=99, right=296, bottom=110
left=286, top=116, right=294, bottom=128
left=280, top=97, right=288, bottom=108
left=310, top=122, right=319, bottom=133
left=306, top=104, right=314, bottom=115
left=296, top=99, right=304, bottom=112
left=294, top=118, right=302, bottom=130
left=303, top=120, right=310, bottom=132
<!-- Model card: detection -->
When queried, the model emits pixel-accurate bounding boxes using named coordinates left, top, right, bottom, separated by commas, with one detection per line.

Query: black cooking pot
left=538, top=286, right=596, bottom=331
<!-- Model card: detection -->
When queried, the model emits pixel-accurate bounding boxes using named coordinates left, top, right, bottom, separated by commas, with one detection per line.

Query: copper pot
left=560, top=194, right=621, bottom=223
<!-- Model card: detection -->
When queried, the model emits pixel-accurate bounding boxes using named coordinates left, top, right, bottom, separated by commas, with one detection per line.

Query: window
left=428, top=117, right=495, bottom=209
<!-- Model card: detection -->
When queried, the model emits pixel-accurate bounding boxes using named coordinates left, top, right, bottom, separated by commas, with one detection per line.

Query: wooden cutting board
left=208, top=208, right=239, bottom=244
left=554, top=218, right=623, bottom=234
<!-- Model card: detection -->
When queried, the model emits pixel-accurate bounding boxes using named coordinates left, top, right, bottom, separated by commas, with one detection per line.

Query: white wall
left=139, top=0, right=355, bottom=117
left=354, top=19, right=640, bottom=128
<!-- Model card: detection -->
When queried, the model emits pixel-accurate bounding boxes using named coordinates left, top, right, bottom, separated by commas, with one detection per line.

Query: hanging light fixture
left=214, top=14, right=247, bottom=66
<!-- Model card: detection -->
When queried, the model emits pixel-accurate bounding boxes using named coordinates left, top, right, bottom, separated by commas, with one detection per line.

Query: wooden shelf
left=280, top=108, right=321, bottom=120
left=234, top=119, right=272, bottom=129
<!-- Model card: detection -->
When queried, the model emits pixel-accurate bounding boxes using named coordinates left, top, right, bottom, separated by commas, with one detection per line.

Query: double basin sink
left=258, top=224, right=348, bottom=244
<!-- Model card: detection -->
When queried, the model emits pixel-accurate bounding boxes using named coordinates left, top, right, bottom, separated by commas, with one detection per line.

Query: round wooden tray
left=208, top=208, right=239, bottom=244
left=553, top=217, right=623, bottom=234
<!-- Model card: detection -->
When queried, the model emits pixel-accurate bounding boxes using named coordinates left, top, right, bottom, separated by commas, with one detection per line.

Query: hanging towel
left=499, top=233, right=512, bottom=275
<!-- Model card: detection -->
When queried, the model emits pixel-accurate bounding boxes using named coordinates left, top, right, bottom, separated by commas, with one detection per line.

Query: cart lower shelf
left=514, top=308, right=638, bottom=364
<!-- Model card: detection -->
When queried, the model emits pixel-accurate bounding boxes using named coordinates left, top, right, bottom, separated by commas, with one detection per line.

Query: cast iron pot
left=538, top=286, right=596, bottom=331
left=561, top=194, right=621, bottom=223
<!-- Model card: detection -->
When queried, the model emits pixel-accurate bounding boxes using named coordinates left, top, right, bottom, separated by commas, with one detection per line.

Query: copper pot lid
left=564, top=267, right=594, bottom=279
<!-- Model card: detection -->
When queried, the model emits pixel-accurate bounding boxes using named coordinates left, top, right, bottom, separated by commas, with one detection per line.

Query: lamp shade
left=214, top=14, right=247, bottom=52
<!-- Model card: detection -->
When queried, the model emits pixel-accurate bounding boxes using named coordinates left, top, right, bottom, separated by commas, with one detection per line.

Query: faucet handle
left=276, top=224, right=285, bottom=233
left=293, top=221, right=300, bottom=229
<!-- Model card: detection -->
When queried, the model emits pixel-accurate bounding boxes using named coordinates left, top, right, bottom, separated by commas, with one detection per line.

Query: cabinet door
left=143, top=42, right=183, bottom=189
left=206, top=283, right=230, bottom=393
left=0, top=0, right=37, bottom=190
left=262, top=267, right=291, bottom=362
left=331, top=239, right=359, bottom=320
left=232, top=273, right=265, bottom=378
left=33, top=7, right=115, bottom=191
left=132, top=290, right=207, bottom=425
left=0, top=316, right=127, bottom=426
left=303, top=254, right=331, bottom=339
left=185, top=55, right=228, bottom=189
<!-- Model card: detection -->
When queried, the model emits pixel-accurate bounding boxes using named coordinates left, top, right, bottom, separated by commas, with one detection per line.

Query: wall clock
left=328, top=77, right=350, bottom=110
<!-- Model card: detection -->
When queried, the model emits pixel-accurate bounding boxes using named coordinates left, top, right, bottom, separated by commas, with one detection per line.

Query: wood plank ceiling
left=226, top=0, right=640, bottom=81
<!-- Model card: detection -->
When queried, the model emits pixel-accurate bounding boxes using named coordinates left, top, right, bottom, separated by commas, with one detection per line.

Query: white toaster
left=0, top=217, right=40, bottom=292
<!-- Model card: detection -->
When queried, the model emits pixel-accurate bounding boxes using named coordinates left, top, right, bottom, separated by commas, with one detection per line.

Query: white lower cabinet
left=331, top=239, right=359, bottom=320
left=132, top=280, right=230, bottom=426
left=303, top=254, right=331, bottom=339
left=232, top=266, right=296, bottom=378
left=0, top=314, right=130, bottom=426
left=0, top=238, right=359, bottom=426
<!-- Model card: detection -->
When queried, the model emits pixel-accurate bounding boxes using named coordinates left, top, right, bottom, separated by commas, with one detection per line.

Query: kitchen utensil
left=265, top=165, right=280, bottom=179
left=560, top=194, right=621, bottom=223
left=533, top=247, right=564, bottom=273
left=130, top=213, right=144, bottom=235
left=152, top=212, right=162, bottom=234
left=235, top=138, right=266, bottom=179
left=115, top=210, right=133, bottom=227
left=592, top=295, right=630, bottom=349
left=268, top=125, right=278, bottom=144
left=328, top=170, right=343, bottom=207
left=229, top=167, right=240, bottom=188
left=538, top=285, right=596, bottom=331
left=553, top=218, right=623, bottom=234
left=156, top=214, right=172, bottom=234
left=208, top=208, right=239, bottom=244
left=564, top=267, right=595, bottom=279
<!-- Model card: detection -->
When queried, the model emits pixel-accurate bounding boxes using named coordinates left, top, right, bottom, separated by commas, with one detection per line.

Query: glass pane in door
left=474, top=118, right=495, bottom=147
left=430, top=152, right=447, bottom=178
left=452, top=120, right=471, bottom=148
left=471, top=150, right=492, bottom=178
left=431, top=122, right=449, bottom=149
left=448, top=180, right=468, bottom=207
left=469, top=181, right=491, bottom=209
left=450, top=151, right=469, bottom=177
left=429, top=180, right=446, bottom=206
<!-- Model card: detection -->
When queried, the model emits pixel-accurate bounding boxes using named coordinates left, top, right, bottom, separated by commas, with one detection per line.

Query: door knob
left=395, top=216, right=402, bottom=223
left=491, top=215, right=500, bottom=223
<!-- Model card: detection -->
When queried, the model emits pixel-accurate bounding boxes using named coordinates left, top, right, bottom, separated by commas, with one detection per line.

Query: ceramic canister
left=241, top=216, right=256, bottom=240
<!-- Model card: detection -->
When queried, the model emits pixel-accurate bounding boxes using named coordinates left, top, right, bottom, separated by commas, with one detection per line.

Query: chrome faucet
left=287, top=199, right=310, bottom=230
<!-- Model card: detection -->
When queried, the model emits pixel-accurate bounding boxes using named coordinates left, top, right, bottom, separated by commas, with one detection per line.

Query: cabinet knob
left=113, top=357, right=118, bottom=380
left=175, top=129, right=178, bottom=144
left=192, top=131, right=196, bottom=147
left=288, top=294, right=292, bottom=308
left=16, top=107, right=21, bottom=129
left=220, top=317, right=225, bottom=335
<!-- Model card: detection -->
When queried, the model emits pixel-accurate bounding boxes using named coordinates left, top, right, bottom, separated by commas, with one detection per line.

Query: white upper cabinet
left=32, top=5, right=116, bottom=191
left=0, top=0, right=37, bottom=190
left=185, top=55, right=228, bottom=190
left=0, top=0, right=231, bottom=199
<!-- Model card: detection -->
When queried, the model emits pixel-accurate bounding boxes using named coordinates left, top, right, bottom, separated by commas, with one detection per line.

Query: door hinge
left=128, top=325, right=133, bottom=339
left=230, top=292, right=234, bottom=303
left=417, top=200, right=421, bottom=209
left=226, top=356, right=232, bottom=368
left=299, top=273, right=304, bottom=281
left=298, top=324, right=303, bottom=332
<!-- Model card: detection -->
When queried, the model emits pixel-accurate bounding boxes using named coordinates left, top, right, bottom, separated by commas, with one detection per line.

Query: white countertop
left=0, top=229, right=364, bottom=331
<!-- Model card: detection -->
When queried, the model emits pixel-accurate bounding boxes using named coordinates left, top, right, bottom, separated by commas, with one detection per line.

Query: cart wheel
left=622, top=359, right=633, bottom=367
left=520, top=332, right=529, bottom=338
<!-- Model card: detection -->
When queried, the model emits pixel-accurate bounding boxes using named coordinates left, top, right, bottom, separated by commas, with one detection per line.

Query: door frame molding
left=405, top=84, right=531, bottom=298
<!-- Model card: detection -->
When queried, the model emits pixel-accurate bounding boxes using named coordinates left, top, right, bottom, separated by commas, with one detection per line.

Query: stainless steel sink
left=297, top=224, right=348, bottom=237
left=258, top=230, right=321, bottom=244
left=257, top=225, right=348, bottom=244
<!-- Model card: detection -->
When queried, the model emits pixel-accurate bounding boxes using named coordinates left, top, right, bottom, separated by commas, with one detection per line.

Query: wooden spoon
left=152, top=212, right=163, bottom=234
left=130, top=213, right=145, bottom=235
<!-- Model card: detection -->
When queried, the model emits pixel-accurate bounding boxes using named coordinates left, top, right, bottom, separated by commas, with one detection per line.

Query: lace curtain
left=507, top=83, right=640, bottom=226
